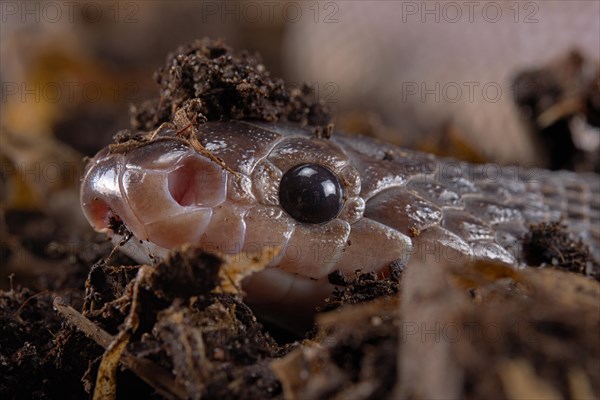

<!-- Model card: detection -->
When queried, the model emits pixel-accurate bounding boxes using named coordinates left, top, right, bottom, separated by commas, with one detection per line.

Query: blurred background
left=1, top=1, right=599, bottom=287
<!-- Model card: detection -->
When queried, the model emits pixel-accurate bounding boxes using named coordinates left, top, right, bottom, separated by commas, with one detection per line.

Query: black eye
left=279, top=164, right=343, bottom=224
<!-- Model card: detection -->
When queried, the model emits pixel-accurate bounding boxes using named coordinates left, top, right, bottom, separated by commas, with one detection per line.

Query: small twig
left=14, top=290, right=49, bottom=318
left=53, top=297, right=188, bottom=400
left=537, top=97, right=583, bottom=128
left=53, top=297, right=113, bottom=347
left=185, top=133, right=241, bottom=179
left=176, top=122, right=194, bottom=135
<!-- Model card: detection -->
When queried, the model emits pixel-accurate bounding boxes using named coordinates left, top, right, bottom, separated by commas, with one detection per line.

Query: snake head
left=81, top=121, right=413, bottom=314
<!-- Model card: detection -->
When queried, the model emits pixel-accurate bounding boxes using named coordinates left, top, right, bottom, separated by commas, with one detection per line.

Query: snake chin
left=242, top=267, right=335, bottom=332
left=110, top=233, right=170, bottom=265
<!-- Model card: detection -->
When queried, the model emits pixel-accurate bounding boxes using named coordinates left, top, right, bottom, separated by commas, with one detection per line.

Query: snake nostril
left=166, top=156, right=228, bottom=208
left=167, top=164, right=196, bottom=207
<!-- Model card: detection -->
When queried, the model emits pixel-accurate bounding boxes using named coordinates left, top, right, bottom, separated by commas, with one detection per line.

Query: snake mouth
left=85, top=198, right=119, bottom=232
left=80, top=153, right=146, bottom=238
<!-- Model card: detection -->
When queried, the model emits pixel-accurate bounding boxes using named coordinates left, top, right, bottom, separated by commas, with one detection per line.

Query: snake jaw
left=109, top=232, right=170, bottom=265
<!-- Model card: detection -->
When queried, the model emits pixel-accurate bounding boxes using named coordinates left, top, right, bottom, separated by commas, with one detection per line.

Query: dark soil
left=130, top=37, right=332, bottom=132
left=523, top=221, right=600, bottom=280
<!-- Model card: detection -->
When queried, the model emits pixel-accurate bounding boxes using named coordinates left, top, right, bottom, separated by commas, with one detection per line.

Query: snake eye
left=279, top=164, right=343, bottom=224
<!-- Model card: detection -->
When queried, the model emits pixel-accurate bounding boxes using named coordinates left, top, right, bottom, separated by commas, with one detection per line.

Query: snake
left=80, top=120, right=600, bottom=320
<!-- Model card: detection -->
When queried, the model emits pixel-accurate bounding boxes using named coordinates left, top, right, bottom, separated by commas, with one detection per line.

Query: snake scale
left=81, top=120, right=600, bottom=314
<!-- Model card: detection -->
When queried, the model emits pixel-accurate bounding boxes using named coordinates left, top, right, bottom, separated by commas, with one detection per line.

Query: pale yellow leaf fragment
left=215, top=246, right=281, bottom=294
left=499, top=359, right=562, bottom=400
